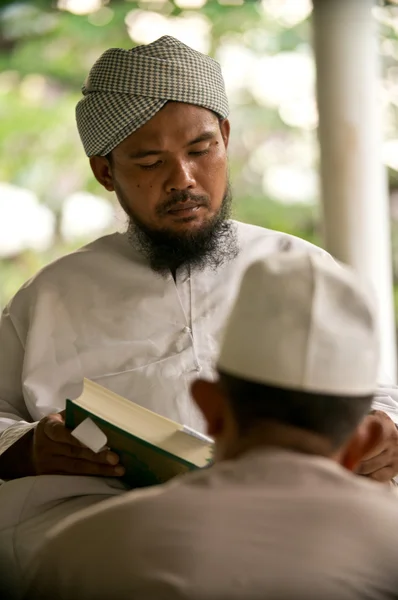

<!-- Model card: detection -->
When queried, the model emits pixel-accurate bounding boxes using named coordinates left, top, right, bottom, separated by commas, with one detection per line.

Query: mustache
left=156, top=191, right=210, bottom=215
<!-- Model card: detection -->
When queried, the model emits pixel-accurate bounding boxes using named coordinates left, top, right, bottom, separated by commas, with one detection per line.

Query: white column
left=312, top=0, right=397, bottom=382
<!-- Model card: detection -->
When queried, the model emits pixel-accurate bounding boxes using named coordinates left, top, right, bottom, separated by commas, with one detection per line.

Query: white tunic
left=0, top=221, right=397, bottom=594
left=26, top=449, right=398, bottom=600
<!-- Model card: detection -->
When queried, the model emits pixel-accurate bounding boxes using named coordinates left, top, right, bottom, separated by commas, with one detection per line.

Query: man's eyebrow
left=128, top=131, right=217, bottom=159
left=185, top=131, right=217, bottom=146
left=128, top=149, right=163, bottom=159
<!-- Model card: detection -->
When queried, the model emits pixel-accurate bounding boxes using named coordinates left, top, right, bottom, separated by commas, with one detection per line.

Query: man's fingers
left=50, top=410, right=66, bottom=422
left=43, top=417, right=84, bottom=446
left=44, top=458, right=125, bottom=478
left=357, top=449, right=390, bottom=475
left=50, top=412, right=65, bottom=423
left=54, top=444, right=120, bottom=466
left=33, top=413, right=123, bottom=478
left=366, top=466, right=395, bottom=483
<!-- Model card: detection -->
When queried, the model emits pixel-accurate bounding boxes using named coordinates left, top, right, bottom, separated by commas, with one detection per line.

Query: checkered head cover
left=76, top=35, right=229, bottom=157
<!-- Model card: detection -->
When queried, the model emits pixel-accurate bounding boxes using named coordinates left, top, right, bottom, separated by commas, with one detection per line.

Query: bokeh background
left=1, top=0, right=398, bottom=317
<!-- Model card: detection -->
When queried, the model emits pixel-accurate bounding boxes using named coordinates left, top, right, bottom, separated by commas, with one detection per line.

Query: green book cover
left=65, top=380, right=214, bottom=489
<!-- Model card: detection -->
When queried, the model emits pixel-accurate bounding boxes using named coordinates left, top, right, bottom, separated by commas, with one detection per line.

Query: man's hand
left=32, top=411, right=125, bottom=477
left=356, top=410, right=398, bottom=482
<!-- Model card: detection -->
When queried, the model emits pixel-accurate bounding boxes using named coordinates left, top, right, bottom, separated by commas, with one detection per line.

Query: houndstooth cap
left=76, top=35, right=229, bottom=157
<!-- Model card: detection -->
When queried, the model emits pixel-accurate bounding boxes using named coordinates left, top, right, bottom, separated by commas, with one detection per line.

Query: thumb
left=46, top=410, right=66, bottom=426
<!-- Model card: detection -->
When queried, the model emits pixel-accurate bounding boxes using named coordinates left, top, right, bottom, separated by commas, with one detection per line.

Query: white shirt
left=2, top=221, right=398, bottom=596
left=26, top=449, right=398, bottom=600
left=0, top=221, right=397, bottom=454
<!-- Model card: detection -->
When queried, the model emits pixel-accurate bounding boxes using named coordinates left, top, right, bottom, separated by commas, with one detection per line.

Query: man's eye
left=139, top=161, right=161, bottom=170
left=190, top=148, right=210, bottom=157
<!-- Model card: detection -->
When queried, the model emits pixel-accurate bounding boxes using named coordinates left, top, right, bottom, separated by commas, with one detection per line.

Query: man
left=0, top=35, right=397, bottom=593
left=26, top=253, right=398, bottom=600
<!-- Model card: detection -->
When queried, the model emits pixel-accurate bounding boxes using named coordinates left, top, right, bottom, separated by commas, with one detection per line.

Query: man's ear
left=191, top=379, right=227, bottom=438
left=339, top=417, right=384, bottom=472
left=89, top=156, right=115, bottom=192
left=219, top=119, right=230, bottom=150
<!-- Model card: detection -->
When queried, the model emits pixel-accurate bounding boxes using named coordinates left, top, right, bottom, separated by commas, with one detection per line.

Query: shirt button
left=183, top=326, right=192, bottom=334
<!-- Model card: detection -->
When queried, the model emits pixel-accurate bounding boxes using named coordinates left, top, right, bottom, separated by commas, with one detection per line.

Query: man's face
left=91, top=102, right=230, bottom=235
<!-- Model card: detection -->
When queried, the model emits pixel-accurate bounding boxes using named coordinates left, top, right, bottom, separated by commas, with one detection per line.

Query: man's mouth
left=167, top=202, right=204, bottom=216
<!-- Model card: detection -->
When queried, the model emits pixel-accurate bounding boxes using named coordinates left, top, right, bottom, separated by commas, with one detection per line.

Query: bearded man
left=0, top=36, right=397, bottom=596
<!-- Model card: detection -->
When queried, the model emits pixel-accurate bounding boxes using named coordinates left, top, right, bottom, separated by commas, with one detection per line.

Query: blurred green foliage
left=0, top=0, right=397, bottom=323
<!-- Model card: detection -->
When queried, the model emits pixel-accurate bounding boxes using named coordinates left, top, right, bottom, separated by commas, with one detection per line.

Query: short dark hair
left=218, top=371, right=372, bottom=448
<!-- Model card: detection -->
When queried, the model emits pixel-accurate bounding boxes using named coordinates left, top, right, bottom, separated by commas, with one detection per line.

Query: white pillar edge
left=312, top=0, right=397, bottom=383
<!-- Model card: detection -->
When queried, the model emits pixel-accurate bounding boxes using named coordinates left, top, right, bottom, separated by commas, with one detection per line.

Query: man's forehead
left=118, top=103, right=220, bottom=152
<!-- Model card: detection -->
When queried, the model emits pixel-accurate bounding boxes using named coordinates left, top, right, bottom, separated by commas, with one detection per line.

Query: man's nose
left=164, top=159, right=196, bottom=193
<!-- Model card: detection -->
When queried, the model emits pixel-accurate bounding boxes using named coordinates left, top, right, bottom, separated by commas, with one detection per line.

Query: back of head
left=217, top=252, right=379, bottom=448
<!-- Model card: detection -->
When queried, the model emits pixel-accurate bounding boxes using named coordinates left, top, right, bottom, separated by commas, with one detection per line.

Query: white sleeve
left=0, top=308, right=36, bottom=456
left=372, top=383, right=398, bottom=425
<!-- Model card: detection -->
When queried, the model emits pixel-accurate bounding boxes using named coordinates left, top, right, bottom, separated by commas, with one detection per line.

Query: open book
left=65, top=379, right=214, bottom=488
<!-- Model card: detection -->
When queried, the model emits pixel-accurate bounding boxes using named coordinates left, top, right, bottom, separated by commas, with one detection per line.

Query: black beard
left=126, top=185, right=239, bottom=275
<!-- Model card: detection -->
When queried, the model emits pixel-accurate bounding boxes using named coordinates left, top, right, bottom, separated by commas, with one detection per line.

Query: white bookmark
left=71, top=417, right=108, bottom=453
